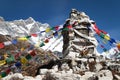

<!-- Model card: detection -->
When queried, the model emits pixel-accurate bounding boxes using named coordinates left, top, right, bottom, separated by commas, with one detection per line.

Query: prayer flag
left=45, top=28, right=51, bottom=32
left=6, top=68, right=11, bottom=74
left=0, top=43, right=4, bottom=49
left=0, top=60, right=6, bottom=66
left=30, top=50, right=36, bottom=56
left=67, top=25, right=72, bottom=29
left=100, top=32, right=105, bottom=38
left=4, top=41, right=12, bottom=46
left=117, top=43, right=120, bottom=50
left=31, top=34, right=37, bottom=37
left=17, top=37, right=28, bottom=41
left=25, top=54, right=32, bottom=60
left=55, top=26, right=59, bottom=31
left=20, top=57, right=28, bottom=64
left=12, top=39, right=18, bottom=44
left=44, top=39, right=49, bottom=43
left=104, top=35, right=110, bottom=40
left=1, top=72, right=7, bottom=77
left=15, top=62, right=22, bottom=67
left=26, top=35, right=31, bottom=39
left=40, top=42, right=45, bottom=47
left=109, top=38, right=116, bottom=44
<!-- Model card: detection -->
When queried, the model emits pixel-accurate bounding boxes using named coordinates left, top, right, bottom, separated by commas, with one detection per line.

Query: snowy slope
left=0, top=17, right=49, bottom=36
left=102, top=47, right=120, bottom=59
left=0, top=17, right=63, bottom=52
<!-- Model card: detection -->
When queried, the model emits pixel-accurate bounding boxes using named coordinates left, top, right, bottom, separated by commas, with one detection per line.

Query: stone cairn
left=62, top=9, right=99, bottom=70
left=62, top=9, right=98, bottom=59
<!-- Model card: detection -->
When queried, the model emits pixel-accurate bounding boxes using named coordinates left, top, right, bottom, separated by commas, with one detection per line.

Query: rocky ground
left=1, top=57, right=120, bottom=80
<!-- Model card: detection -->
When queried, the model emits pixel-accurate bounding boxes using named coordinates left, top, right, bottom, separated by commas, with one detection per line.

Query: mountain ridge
left=0, top=17, right=50, bottom=37
left=0, top=17, right=63, bottom=53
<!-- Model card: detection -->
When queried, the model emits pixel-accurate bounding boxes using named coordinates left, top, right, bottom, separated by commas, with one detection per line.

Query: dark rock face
left=35, top=59, right=72, bottom=75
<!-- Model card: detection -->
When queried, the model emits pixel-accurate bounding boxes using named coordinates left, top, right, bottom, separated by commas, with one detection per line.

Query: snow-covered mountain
left=102, top=47, right=120, bottom=59
left=0, top=17, right=50, bottom=36
left=0, top=17, right=63, bottom=52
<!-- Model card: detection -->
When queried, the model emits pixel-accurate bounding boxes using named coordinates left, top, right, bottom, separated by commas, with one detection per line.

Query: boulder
left=61, top=63, right=70, bottom=71
left=24, top=76, right=35, bottom=80
left=97, top=70, right=113, bottom=80
left=95, top=63, right=103, bottom=71
left=35, top=75, right=42, bottom=80
left=39, top=69, right=48, bottom=75
left=88, top=58, right=95, bottom=62
left=49, top=72, right=81, bottom=80
left=81, top=71, right=96, bottom=80
left=114, top=74, right=120, bottom=80
left=2, top=73, right=24, bottom=80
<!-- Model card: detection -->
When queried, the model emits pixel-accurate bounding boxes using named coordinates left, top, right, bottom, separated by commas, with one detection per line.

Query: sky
left=0, top=0, right=120, bottom=53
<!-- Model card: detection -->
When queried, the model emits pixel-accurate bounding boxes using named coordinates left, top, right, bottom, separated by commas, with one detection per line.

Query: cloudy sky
left=0, top=0, right=120, bottom=53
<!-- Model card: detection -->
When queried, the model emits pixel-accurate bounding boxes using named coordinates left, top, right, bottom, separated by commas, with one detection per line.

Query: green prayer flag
left=103, top=48, right=107, bottom=52
left=25, top=54, right=32, bottom=60
left=26, top=36, right=31, bottom=39
left=6, top=55, right=15, bottom=64
left=40, top=42, right=45, bottom=47
left=1, top=72, right=7, bottom=77
left=50, top=27, right=54, bottom=30
left=100, top=33, right=105, bottom=38
left=63, top=28, right=69, bottom=31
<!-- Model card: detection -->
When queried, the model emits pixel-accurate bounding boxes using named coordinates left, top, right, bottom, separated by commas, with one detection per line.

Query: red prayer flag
left=6, top=68, right=11, bottom=74
left=94, top=24, right=99, bottom=29
left=14, top=53, right=20, bottom=59
left=30, top=50, right=36, bottom=56
left=44, top=39, right=49, bottom=43
left=96, top=30, right=101, bottom=35
left=55, top=26, right=59, bottom=31
left=31, top=34, right=38, bottom=37
left=0, top=43, right=4, bottom=49
left=93, top=24, right=99, bottom=32
left=100, top=30, right=107, bottom=34
left=67, top=25, right=72, bottom=29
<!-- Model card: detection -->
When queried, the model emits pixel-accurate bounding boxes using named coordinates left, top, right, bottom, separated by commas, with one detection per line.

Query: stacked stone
left=62, top=9, right=98, bottom=58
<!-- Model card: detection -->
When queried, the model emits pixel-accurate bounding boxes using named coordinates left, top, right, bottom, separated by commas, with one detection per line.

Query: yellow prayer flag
left=117, top=43, right=120, bottom=46
left=20, top=57, right=28, bottom=64
left=104, top=35, right=110, bottom=40
left=4, top=53, right=9, bottom=59
left=17, top=37, right=28, bottom=41
left=45, top=28, right=51, bottom=32
left=0, top=60, right=6, bottom=66
left=0, top=75, right=2, bottom=78
left=21, top=47, right=25, bottom=51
